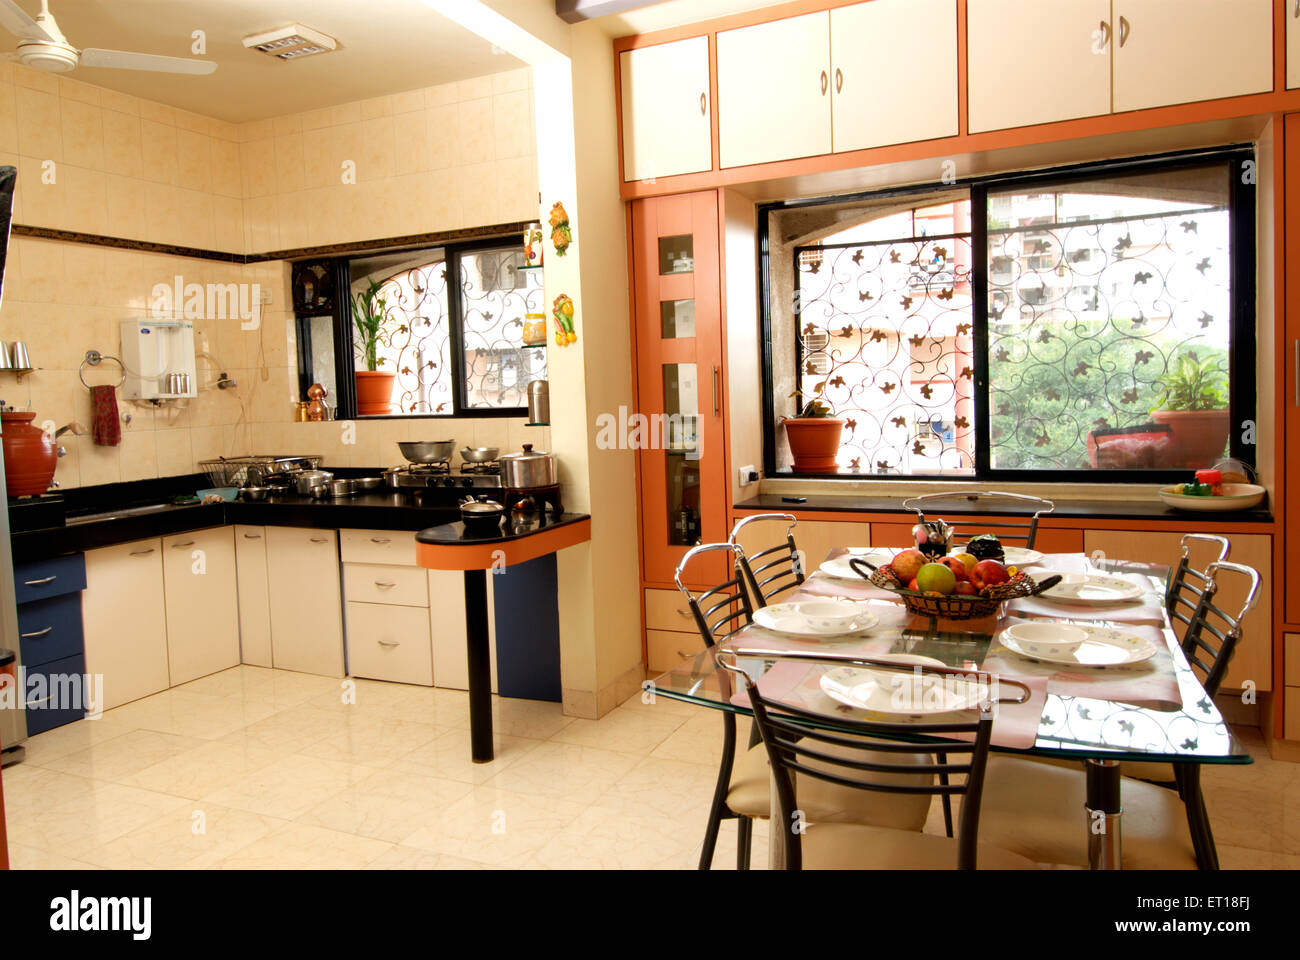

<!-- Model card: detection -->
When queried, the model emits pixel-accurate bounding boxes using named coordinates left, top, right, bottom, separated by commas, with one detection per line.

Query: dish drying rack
left=198, top=455, right=321, bottom=488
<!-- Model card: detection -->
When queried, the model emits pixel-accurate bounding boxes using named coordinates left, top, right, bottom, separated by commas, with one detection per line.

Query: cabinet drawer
left=340, top=529, right=417, bottom=566
left=345, top=602, right=433, bottom=686
left=1287, top=688, right=1300, bottom=742
left=645, top=588, right=697, bottom=633
left=646, top=629, right=704, bottom=673
left=16, top=593, right=84, bottom=667
left=22, top=652, right=88, bottom=735
left=14, top=553, right=86, bottom=604
left=1286, top=634, right=1300, bottom=688
left=343, top=563, right=428, bottom=607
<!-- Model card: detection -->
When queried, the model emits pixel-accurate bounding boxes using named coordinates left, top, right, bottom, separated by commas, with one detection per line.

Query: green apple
left=915, top=562, right=957, bottom=596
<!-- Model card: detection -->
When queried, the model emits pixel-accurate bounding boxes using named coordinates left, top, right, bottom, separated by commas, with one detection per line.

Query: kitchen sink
left=65, top=501, right=204, bottom=525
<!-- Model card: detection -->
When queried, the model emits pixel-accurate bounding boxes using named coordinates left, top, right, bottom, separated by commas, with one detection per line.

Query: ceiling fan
left=0, top=0, right=216, bottom=75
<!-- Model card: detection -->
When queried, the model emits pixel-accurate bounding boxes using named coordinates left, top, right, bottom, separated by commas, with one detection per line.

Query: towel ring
left=80, top=350, right=126, bottom=389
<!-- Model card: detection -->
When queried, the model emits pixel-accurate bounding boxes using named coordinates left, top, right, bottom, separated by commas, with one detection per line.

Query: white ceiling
left=586, top=0, right=792, bottom=37
left=0, top=0, right=526, bottom=122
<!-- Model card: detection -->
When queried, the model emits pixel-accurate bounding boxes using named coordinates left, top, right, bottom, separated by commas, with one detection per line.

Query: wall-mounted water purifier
left=120, top=319, right=198, bottom=401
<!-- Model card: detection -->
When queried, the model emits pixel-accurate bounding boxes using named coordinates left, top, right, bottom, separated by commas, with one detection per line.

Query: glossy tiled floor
left=2, top=666, right=1295, bottom=869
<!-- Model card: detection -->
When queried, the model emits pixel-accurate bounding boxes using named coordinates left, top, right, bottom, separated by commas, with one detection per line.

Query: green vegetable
left=1180, top=482, right=1212, bottom=497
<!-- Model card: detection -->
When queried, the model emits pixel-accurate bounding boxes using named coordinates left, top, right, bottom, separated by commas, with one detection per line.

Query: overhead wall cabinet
left=969, top=0, right=1273, bottom=133
left=631, top=191, right=727, bottom=586
left=620, top=35, right=713, bottom=182
left=715, top=0, right=958, bottom=168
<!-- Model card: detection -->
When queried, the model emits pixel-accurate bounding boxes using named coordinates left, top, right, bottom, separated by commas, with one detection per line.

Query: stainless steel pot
left=500, top=443, right=556, bottom=489
left=292, top=469, right=333, bottom=495
left=460, top=446, right=499, bottom=463
left=398, top=440, right=455, bottom=463
left=460, top=495, right=505, bottom=532
left=353, top=476, right=383, bottom=491
left=323, top=478, right=358, bottom=498
left=240, top=485, right=269, bottom=502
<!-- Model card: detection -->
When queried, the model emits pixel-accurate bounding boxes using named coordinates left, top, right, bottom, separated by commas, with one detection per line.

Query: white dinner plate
left=1158, top=483, right=1265, bottom=512
left=753, top=601, right=879, bottom=638
left=950, top=546, right=1044, bottom=567
left=818, top=548, right=893, bottom=581
left=1035, top=573, right=1144, bottom=604
left=997, top=625, right=1158, bottom=667
left=819, top=654, right=989, bottom=716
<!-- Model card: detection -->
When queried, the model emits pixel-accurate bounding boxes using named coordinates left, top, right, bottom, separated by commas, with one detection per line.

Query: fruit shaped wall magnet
left=549, top=201, right=572, bottom=256
left=552, top=294, right=576, bottom=346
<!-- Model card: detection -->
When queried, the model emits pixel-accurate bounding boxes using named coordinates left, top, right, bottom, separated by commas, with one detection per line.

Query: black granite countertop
left=735, top=493, right=1273, bottom=524
left=415, top=512, right=590, bottom=546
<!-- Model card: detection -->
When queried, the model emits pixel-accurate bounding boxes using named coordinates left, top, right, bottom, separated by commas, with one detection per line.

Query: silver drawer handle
left=819, top=69, right=828, bottom=95
left=699, top=91, right=706, bottom=116
left=374, top=580, right=397, bottom=588
left=130, top=548, right=155, bottom=556
left=310, top=537, right=329, bottom=543
left=172, top=541, right=195, bottom=548
left=675, top=607, right=691, bottom=618
left=23, top=576, right=56, bottom=586
left=21, top=627, right=53, bottom=639
left=243, top=532, right=262, bottom=539
left=378, top=639, right=400, bottom=647
left=370, top=537, right=392, bottom=544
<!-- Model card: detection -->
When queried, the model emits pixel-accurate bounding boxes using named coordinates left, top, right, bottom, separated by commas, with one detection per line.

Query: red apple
left=970, top=559, right=1010, bottom=590
left=891, top=548, right=927, bottom=582
left=953, top=581, right=979, bottom=596
left=906, top=577, right=920, bottom=592
left=940, top=556, right=970, bottom=581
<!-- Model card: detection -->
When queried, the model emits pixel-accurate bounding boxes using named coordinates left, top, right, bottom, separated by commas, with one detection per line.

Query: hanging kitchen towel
left=90, top=384, right=121, bottom=446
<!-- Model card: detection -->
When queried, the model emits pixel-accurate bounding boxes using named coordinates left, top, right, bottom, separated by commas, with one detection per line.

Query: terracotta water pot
left=783, top=417, right=845, bottom=473
left=355, top=371, right=397, bottom=416
left=1, top=411, right=58, bottom=496
left=1149, top=408, right=1230, bottom=468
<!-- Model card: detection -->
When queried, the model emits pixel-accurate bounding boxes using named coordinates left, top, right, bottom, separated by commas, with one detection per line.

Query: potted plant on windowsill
left=352, top=277, right=396, bottom=416
left=782, top=388, right=845, bottom=474
left=1149, top=353, right=1231, bottom=468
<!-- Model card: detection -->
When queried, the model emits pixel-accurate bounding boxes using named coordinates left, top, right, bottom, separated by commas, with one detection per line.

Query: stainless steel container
left=324, top=478, right=358, bottom=498
left=526, top=380, right=549, bottom=424
left=292, top=469, right=333, bottom=495
left=398, top=440, right=455, bottom=463
left=500, top=443, right=556, bottom=489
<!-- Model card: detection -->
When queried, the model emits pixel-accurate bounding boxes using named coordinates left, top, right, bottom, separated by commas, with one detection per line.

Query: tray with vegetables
left=1158, top=467, right=1265, bottom=512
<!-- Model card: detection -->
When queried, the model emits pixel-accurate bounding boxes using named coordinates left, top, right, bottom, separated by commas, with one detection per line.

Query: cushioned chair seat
left=978, top=757, right=1197, bottom=869
left=800, top=822, right=1039, bottom=870
left=726, top=742, right=932, bottom=831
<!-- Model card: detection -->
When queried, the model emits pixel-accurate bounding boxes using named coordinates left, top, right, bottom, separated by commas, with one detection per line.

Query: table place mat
left=732, top=660, right=1048, bottom=751
left=1004, top=592, right=1166, bottom=624
left=984, top=619, right=1181, bottom=709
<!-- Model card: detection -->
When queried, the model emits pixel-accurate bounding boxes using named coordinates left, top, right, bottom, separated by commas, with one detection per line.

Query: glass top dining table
left=646, top=553, right=1250, bottom=870
left=648, top=556, right=1248, bottom=765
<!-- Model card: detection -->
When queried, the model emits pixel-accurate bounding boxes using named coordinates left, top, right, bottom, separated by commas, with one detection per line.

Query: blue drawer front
left=22, top=652, right=89, bottom=735
left=15, top=553, right=86, bottom=605
left=16, top=593, right=85, bottom=667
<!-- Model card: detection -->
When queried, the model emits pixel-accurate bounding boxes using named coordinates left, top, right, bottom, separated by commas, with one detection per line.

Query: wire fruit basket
left=197, top=455, right=320, bottom=488
left=856, top=561, right=1056, bottom=620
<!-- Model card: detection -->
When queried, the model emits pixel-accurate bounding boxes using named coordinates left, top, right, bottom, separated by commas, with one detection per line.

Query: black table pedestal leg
left=1085, top=758, right=1122, bottom=869
left=464, top=568, right=493, bottom=763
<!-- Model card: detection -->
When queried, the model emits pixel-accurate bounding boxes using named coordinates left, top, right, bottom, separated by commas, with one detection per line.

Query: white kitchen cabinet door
left=162, top=527, right=240, bottom=686
left=967, top=0, right=1112, bottom=133
left=620, top=36, right=713, bottom=182
left=265, top=527, right=345, bottom=677
left=1112, top=0, right=1273, bottom=112
left=427, top=569, right=496, bottom=692
left=716, top=11, right=832, bottom=168
left=82, top=538, right=170, bottom=711
left=346, top=602, right=433, bottom=686
left=830, top=0, right=958, bottom=152
left=234, top=525, right=272, bottom=668
left=1290, top=0, right=1300, bottom=89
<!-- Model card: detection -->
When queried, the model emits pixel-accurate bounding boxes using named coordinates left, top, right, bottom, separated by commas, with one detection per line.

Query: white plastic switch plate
left=738, top=464, right=757, bottom=486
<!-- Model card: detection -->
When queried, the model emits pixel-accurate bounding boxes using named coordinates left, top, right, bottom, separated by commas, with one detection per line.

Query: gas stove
left=384, top=462, right=503, bottom=493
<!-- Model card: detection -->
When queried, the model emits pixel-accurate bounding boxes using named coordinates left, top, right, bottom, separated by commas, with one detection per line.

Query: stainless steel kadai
left=398, top=440, right=455, bottom=463
left=500, top=443, right=556, bottom=489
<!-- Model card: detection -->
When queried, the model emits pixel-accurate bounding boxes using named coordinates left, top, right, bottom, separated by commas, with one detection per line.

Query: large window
left=764, top=150, right=1255, bottom=480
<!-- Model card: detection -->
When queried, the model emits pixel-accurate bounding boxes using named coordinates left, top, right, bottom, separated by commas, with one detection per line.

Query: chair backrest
left=673, top=543, right=754, bottom=648
left=728, top=513, right=804, bottom=607
left=1179, top=560, right=1261, bottom=698
left=1165, top=533, right=1231, bottom=637
left=902, top=491, right=1055, bottom=549
left=719, top=653, right=994, bottom=870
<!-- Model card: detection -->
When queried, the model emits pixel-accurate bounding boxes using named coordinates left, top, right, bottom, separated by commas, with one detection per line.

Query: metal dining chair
left=718, top=651, right=1037, bottom=870
left=673, top=544, right=933, bottom=870
left=728, top=513, right=804, bottom=607
left=977, top=559, right=1262, bottom=871
left=902, top=491, right=1055, bottom=549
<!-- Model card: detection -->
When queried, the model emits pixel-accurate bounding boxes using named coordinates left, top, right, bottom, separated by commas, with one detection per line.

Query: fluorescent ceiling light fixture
left=242, top=23, right=337, bottom=60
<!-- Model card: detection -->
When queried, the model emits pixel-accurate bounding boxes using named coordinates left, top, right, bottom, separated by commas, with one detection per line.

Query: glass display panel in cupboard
left=632, top=192, right=726, bottom=585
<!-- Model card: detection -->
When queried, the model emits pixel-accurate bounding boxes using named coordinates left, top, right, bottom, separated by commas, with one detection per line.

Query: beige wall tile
left=58, top=76, right=101, bottom=106
left=16, top=85, right=62, bottom=160
left=209, top=138, right=241, bottom=198
left=273, top=134, right=305, bottom=194
left=104, top=174, right=147, bottom=240
left=138, top=119, right=177, bottom=184
left=175, top=128, right=212, bottom=192
left=271, top=113, right=302, bottom=137
left=13, top=64, right=58, bottom=95
left=60, top=98, right=104, bottom=169
left=456, top=99, right=494, bottom=166
left=359, top=95, right=393, bottom=119
left=101, top=108, right=143, bottom=177
left=391, top=89, right=425, bottom=115
left=457, top=76, right=494, bottom=102
left=329, top=101, right=360, bottom=127
left=97, top=87, right=138, bottom=116
left=137, top=99, right=175, bottom=126
left=239, top=138, right=275, bottom=198
left=424, top=82, right=457, bottom=109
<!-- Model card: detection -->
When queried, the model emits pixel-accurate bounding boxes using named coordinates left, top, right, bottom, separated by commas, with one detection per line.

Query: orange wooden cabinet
left=1285, top=114, right=1300, bottom=629
left=631, top=191, right=728, bottom=587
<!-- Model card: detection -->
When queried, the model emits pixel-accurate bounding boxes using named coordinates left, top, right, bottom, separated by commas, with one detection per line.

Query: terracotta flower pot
left=355, top=371, right=397, bottom=416
left=783, top=417, right=844, bottom=474
left=1149, top=408, right=1230, bottom=469
left=1, top=411, right=59, bottom=496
